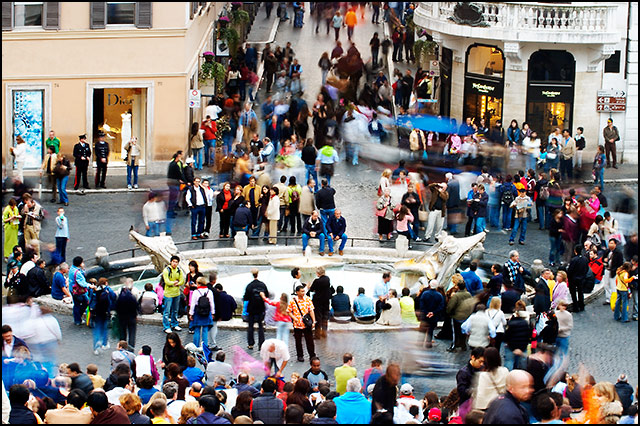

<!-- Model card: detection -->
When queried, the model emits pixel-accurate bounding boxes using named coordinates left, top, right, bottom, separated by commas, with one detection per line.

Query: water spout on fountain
left=304, top=246, right=312, bottom=263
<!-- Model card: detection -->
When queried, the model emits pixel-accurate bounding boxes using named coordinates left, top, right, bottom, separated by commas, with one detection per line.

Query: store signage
left=466, top=76, right=503, bottom=98
left=189, top=89, right=201, bottom=108
left=596, top=89, right=626, bottom=112
left=107, top=94, right=134, bottom=106
left=472, top=82, right=496, bottom=94
left=527, top=84, right=573, bottom=103
left=541, top=90, right=562, bottom=99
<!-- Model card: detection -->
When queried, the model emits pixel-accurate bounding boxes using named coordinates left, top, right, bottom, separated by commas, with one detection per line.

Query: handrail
left=101, top=235, right=532, bottom=269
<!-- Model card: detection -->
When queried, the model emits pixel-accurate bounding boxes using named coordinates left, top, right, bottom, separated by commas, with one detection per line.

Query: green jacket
left=46, top=137, right=61, bottom=154
left=162, top=266, right=185, bottom=298
left=446, top=290, right=473, bottom=321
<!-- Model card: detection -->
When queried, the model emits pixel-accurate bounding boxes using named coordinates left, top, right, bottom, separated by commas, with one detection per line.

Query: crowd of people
left=2, top=1, right=638, bottom=424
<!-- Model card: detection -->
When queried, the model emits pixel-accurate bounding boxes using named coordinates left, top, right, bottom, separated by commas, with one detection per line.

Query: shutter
left=90, top=2, right=106, bottom=29
left=190, top=2, right=197, bottom=20
left=42, top=2, right=60, bottom=30
left=135, top=2, right=151, bottom=28
left=2, top=2, right=13, bottom=31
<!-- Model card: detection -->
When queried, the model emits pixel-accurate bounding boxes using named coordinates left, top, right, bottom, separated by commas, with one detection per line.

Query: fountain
left=393, top=231, right=486, bottom=289
left=269, top=246, right=344, bottom=283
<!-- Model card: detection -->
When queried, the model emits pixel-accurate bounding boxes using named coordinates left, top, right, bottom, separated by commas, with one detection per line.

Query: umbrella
left=396, top=114, right=459, bottom=135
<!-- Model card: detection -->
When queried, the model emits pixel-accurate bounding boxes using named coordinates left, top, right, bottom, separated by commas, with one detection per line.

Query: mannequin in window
left=121, top=110, right=132, bottom=160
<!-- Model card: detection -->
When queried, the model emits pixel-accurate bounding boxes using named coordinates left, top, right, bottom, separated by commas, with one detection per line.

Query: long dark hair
left=191, top=122, right=199, bottom=136
left=397, top=205, right=409, bottom=221
left=286, top=378, right=312, bottom=406
left=163, top=332, right=184, bottom=359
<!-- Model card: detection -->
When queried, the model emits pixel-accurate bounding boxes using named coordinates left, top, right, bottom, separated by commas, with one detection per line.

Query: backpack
left=139, top=293, right=157, bottom=315
left=583, top=268, right=596, bottom=294
left=539, top=185, right=550, bottom=201
left=290, top=188, right=300, bottom=204
left=501, top=187, right=515, bottom=205
left=195, top=289, right=211, bottom=317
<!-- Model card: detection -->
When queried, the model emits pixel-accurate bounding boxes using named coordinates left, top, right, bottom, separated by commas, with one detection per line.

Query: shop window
left=604, top=50, right=621, bottom=73
left=93, top=87, right=147, bottom=163
left=466, top=45, right=504, bottom=78
left=14, top=2, right=42, bottom=27
left=528, top=50, right=575, bottom=82
left=107, top=2, right=135, bottom=25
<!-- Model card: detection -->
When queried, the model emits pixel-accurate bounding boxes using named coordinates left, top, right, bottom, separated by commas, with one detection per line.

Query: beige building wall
left=2, top=2, right=218, bottom=176
left=450, top=60, right=465, bottom=122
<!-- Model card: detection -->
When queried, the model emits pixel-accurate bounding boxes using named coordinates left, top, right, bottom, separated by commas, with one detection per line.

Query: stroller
left=185, top=343, right=213, bottom=369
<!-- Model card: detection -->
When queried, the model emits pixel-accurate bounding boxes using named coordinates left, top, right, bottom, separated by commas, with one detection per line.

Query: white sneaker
left=173, top=326, right=183, bottom=331
left=164, top=329, right=172, bottom=334
left=127, top=185, right=132, bottom=190
left=102, top=343, right=110, bottom=350
left=94, top=348, right=100, bottom=355
left=133, top=184, right=139, bottom=189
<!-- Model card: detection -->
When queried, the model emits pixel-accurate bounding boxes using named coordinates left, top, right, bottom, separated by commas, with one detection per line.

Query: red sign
left=597, top=97, right=626, bottom=104
left=597, top=104, right=626, bottom=112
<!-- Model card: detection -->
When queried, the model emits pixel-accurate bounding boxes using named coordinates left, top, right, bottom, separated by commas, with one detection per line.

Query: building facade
left=414, top=1, right=638, bottom=164
left=2, top=2, right=221, bottom=176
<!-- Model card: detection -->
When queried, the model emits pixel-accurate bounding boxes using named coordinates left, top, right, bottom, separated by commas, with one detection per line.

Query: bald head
left=506, top=370, right=534, bottom=402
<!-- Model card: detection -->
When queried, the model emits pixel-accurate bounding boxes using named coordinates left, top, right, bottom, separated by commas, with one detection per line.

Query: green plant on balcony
left=199, top=60, right=226, bottom=94
left=413, top=39, right=438, bottom=65
left=218, top=26, right=240, bottom=58
left=231, top=9, right=250, bottom=27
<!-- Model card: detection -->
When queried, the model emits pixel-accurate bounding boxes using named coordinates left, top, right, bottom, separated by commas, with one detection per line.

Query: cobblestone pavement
left=51, top=288, right=636, bottom=397
left=6, top=3, right=639, bottom=397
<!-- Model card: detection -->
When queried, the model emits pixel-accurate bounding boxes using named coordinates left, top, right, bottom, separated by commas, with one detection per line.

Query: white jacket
left=266, top=195, right=280, bottom=221
left=142, top=200, right=167, bottom=226
left=12, top=143, right=27, bottom=163
left=462, top=311, right=496, bottom=348
left=473, top=367, right=509, bottom=410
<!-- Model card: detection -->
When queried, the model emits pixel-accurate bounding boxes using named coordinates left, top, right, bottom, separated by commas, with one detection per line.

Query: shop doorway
left=463, top=44, right=505, bottom=129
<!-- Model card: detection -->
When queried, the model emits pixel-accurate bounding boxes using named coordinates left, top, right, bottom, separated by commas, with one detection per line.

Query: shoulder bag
left=294, top=298, right=313, bottom=328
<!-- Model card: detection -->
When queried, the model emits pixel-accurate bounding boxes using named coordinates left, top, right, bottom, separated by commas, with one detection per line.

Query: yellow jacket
left=243, top=184, right=262, bottom=207
left=616, top=270, right=633, bottom=291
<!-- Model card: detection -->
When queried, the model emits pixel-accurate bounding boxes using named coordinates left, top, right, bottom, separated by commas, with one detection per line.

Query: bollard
left=396, top=235, right=409, bottom=257
left=234, top=231, right=248, bottom=255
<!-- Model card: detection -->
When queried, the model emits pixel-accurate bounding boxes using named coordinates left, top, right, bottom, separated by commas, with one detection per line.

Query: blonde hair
left=142, top=391, right=167, bottom=416
left=178, top=401, right=200, bottom=424
left=489, top=297, right=502, bottom=310
left=120, top=393, right=142, bottom=415
left=382, top=169, right=392, bottom=178
left=594, top=382, right=619, bottom=403
left=556, top=271, right=568, bottom=283
left=451, top=273, right=464, bottom=287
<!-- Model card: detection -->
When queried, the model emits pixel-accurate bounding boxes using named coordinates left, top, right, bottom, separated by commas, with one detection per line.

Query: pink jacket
left=395, top=212, right=414, bottom=232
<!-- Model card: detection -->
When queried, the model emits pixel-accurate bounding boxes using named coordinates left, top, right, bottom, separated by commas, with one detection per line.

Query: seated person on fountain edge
left=302, top=210, right=334, bottom=256
left=352, top=287, right=376, bottom=323
left=331, top=286, right=353, bottom=320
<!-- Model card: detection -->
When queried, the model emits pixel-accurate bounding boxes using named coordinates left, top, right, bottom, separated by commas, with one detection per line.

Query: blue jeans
left=127, top=164, right=139, bottom=186
left=595, top=167, right=604, bottom=191
left=549, top=236, right=563, bottom=264
left=319, top=209, right=335, bottom=226
left=232, top=224, right=250, bottom=238
left=489, top=205, right=500, bottom=228
left=475, top=217, right=486, bottom=233
left=526, top=155, right=537, bottom=172
left=190, top=205, right=206, bottom=237
left=302, top=233, right=333, bottom=253
left=555, top=336, right=569, bottom=357
left=305, top=165, right=318, bottom=189
left=193, top=325, right=211, bottom=348
left=614, top=290, right=629, bottom=322
left=631, top=288, right=638, bottom=320
left=73, top=293, right=89, bottom=325
left=276, top=321, right=291, bottom=346
left=510, top=217, right=527, bottom=243
left=331, top=233, right=348, bottom=251
left=162, top=296, right=181, bottom=330
left=192, top=148, right=203, bottom=170
left=536, top=205, right=546, bottom=229
left=504, top=347, right=524, bottom=370
left=146, top=221, right=163, bottom=237
left=501, top=204, right=512, bottom=229
left=203, top=140, right=214, bottom=166
left=92, top=318, right=109, bottom=350
left=57, top=176, right=69, bottom=203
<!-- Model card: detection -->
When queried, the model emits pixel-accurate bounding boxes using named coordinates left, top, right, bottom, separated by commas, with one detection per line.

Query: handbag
left=418, top=204, right=428, bottom=222
left=294, top=298, right=313, bottom=328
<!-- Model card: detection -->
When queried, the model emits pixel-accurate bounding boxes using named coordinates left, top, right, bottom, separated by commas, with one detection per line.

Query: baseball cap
left=185, top=157, right=195, bottom=164
left=448, top=415, right=463, bottom=424
left=428, top=408, right=442, bottom=422
left=399, top=383, right=413, bottom=395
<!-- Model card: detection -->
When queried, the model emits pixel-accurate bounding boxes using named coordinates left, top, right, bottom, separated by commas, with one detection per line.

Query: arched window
left=466, top=45, right=505, bottom=78
left=528, top=50, right=575, bottom=83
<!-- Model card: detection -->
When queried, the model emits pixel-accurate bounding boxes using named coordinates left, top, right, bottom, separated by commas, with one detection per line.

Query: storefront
left=10, top=87, right=47, bottom=169
left=88, top=83, right=152, bottom=166
left=463, top=44, right=505, bottom=129
left=526, top=50, right=575, bottom=139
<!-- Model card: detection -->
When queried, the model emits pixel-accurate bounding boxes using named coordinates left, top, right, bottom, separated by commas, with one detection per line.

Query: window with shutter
left=190, top=2, right=197, bottom=20
left=14, top=2, right=43, bottom=27
left=135, top=2, right=151, bottom=28
left=42, top=2, right=59, bottom=30
left=106, top=2, right=135, bottom=25
left=90, top=2, right=106, bottom=29
left=2, top=2, right=14, bottom=31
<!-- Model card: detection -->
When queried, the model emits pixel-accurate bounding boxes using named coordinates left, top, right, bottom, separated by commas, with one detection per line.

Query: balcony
left=414, top=2, right=622, bottom=45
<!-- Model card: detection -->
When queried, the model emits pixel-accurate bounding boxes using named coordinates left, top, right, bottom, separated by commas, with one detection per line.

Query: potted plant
left=199, top=53, right=226, bottom=95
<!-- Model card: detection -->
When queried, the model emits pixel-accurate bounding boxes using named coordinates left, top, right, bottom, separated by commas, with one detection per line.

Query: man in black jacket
left=115, top=281, right=138, bottom=348
left=483, top=370, right=534, bottom=424
left=233, top=201, right=253, bottom=235
left=72, top=134, right=91, bottom=191
left=186, top=177, right=208, bottom=240
left=211, top=279, right=237, bottom=351
left=315, top=179, right=336, bottom=225
left=94, top=132, right=110, bottom=189
left=165, top=151, right=185, bottom=236
left=455, top=347, right=485, bottom=405
left=243, top=269, right=269, bottom=350
left=302, top=210, right=333, bottom=256
left=67, top=362, right=94, bottom=396
left=26, top=258, right=49, bottom=298
left=603, top=238, right=624, bottom=305
left=308, top=266, right=334, bottom=339
left=326, top=210, right=348, bottom=256
left=567, top=245, right=589, bottom=312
